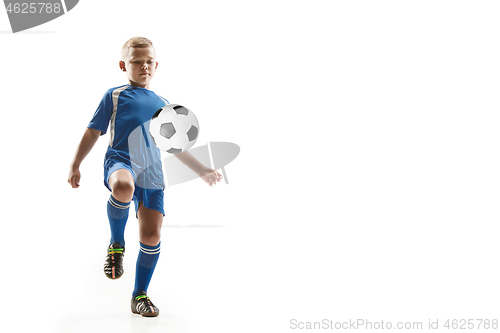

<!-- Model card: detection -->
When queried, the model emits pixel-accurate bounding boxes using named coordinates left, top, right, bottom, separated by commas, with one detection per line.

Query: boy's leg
left=104, top=168, right=134, bottom=279
left=133, top=202, right=163, bottom=296
left=131, top=203, right=163, bottom=316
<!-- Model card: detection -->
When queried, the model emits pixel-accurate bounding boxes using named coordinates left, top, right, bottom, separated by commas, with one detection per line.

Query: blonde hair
left=121, top=37, right=154, bottom=59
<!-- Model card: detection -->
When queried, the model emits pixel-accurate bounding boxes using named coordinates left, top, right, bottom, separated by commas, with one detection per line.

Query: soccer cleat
left=103, top=243, right=125, bottom=279
left=131, top=292, right=160, bottom=317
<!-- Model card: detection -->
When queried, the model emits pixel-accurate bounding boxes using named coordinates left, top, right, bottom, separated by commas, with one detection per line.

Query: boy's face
left=120, top=46, right=158, bottom=89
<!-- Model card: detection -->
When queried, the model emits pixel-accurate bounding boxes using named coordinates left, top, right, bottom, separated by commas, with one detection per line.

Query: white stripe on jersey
left=158, top=95, right=169, bottom=105
left=109, top=86, right=130, bottom=148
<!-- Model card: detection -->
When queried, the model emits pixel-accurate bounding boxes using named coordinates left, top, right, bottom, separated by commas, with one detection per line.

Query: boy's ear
left=155, top=62, right=158, bottom=69
left=119, top=61, right=126, bottom=71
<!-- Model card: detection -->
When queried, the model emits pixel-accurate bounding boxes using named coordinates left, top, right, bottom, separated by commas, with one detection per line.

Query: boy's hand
left=68, top=167, right=81, bottom=188
left=199, top=167, right=223, bottom=187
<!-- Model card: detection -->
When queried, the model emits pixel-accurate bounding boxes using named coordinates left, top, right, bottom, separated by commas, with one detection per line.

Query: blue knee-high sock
left=107, top=195, right=130, bottom=247
left=133, top=242, right=161, bottom=297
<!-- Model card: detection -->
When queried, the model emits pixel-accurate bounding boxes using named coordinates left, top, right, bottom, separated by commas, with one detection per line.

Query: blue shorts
left=104, top=161, right=165, bottom=217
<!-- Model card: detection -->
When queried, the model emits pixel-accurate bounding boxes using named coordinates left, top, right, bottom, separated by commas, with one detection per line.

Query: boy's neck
left=128, top=80, right=150, bottom=90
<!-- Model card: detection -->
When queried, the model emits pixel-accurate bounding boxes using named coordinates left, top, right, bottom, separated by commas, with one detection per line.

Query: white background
left=1, top=1, right=499, bottom=332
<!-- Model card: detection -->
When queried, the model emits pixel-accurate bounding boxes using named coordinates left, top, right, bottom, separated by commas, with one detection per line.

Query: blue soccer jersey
left=88, top=84, right=169, bottom=191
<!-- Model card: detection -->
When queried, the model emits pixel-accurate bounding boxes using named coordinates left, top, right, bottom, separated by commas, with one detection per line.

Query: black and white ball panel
left=149, top=104, right=200, bottom=154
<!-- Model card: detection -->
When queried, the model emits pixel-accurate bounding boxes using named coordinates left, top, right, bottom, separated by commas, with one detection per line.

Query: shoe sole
left=105, top=248, right=124, bottom=279
left=131, top=310, right=159, bottom=317
left=104, top=268, right=123, bottom=279
left=104, top=265, right=124, bottom=279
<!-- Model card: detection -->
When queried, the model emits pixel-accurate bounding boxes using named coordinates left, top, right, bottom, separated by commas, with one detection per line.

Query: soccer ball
left=149, top=104, right=200, bottom=154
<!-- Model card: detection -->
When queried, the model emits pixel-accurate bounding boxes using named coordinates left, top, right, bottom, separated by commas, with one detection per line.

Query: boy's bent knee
left=110, top=175, right=135, bottom=202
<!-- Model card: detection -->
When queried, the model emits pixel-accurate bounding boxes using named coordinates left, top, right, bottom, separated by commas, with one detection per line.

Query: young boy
left=67, top=37, right=222, bottom=317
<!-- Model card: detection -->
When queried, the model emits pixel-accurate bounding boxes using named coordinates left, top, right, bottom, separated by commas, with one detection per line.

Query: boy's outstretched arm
left=68, top=127, right=101, bottom=188
left=175, top=151, right=222, bottom=187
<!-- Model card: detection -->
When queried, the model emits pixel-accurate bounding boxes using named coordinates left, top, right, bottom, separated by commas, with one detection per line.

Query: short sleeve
left=88, top=90, right=113, bottom=135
